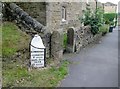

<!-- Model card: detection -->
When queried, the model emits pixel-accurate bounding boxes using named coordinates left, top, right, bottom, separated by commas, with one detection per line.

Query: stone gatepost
left=51, top=30, right=63, bottom=60
left=66, top=27, right=76, bottom=53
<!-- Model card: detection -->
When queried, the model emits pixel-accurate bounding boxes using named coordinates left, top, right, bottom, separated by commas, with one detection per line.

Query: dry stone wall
left=15, top=2, right=46, bottom=26
left=66, top=26, right=102, bottom=53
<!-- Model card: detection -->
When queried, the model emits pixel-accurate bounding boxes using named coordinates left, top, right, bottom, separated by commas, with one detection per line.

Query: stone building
left=16, top=1, right=97, bottom=33
left=5, top=1, right=101, bottom=59
left=103, top=2, right=117, bottom=13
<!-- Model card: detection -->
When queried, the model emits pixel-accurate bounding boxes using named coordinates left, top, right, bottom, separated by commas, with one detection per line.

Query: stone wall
left=16, top=2, right=46, bottom=26
left=80, top=26, right=102, bottom=47
left=66, top=26, right=102, bottom=53
left=46, top=2, right=83, bottom=33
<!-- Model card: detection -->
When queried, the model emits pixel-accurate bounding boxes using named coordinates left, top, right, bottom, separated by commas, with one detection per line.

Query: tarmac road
left=60, top=28, right=118, bottom=87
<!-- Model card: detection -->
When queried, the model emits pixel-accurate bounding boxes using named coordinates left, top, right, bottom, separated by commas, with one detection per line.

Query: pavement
left=60, top=28, right=118, bottom=87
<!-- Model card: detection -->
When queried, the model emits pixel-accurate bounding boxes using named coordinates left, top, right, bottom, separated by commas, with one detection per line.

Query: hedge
left=103, top=13, right=117, bottom=25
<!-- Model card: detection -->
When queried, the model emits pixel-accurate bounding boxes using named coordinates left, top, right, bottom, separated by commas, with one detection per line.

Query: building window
left=62, top=6, right=66, bottom=22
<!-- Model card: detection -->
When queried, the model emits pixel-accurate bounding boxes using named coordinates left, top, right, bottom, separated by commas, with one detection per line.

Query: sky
left=98, top=0, right=119, bottom=4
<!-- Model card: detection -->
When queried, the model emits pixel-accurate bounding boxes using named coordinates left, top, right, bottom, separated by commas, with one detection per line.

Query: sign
left=30, top=34, right=45, bottom=68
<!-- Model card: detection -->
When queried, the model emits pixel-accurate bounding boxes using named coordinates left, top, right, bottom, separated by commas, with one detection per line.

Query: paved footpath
left=60, top=28, right=118, bottom=87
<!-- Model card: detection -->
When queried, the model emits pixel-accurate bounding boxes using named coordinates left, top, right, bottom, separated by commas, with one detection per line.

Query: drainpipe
left=103, top=3, right=104, bottom=13
left=95, top=0, right=98, bottom=17
left=95, top=0, right=97, bottom=10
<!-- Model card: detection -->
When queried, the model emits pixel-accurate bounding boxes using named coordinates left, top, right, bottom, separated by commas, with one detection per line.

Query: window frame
left=62, top=6, right=67, bottom=22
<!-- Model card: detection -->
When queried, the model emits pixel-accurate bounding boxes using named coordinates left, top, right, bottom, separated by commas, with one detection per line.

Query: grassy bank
left=2, top=22, right=69, bottom=87
left=2, top=22, right=31, bottom=57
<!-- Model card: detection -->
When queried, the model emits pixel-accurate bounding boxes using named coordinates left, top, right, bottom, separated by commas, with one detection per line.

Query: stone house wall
left=46, top=2, right=83, bottom=33
left=97, top=2, right=104, bottom=9
left=103, top=2, right=117, bottom=13
left=15, top=1, right=98, bottom=33
left=104, top=6, right=117, bottom=13
left=86, top=1, right=103, bottom=13
left=89, top=1, right=96, bottom=12
left=15, top=2, right=83, bottom=33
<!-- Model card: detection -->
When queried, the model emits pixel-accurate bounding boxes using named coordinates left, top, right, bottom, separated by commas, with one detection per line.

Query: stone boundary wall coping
left=8, top=3, right=46, bottom=33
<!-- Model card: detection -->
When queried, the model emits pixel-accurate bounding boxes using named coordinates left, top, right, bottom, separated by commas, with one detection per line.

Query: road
left=60, top=28, right=118, bottom=87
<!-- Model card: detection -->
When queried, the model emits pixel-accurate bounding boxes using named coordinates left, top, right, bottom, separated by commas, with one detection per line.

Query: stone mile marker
left=30, top=34, right=46, bottom=68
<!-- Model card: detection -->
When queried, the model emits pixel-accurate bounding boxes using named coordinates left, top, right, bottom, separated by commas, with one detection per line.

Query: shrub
left=104, top=19, right=110, bottom=24
left=80, top=7, right=104, bottom=35
left=99, top=24, right=109, bottom=36
left=104, top=13, right=117, bottom=21
left=80, top=7, right=92, bottom=26
left=110, top=21, right=114, bottom=26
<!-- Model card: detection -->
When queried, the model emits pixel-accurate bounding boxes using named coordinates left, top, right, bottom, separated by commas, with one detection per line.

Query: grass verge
left=3, top=59, right=69, bottom=87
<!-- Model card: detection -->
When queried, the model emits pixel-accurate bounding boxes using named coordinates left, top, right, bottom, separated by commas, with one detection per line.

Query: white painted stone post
left=30, top=34, right=46, bottom=68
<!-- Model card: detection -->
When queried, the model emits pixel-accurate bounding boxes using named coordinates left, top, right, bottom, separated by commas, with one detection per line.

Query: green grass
left=63, top=33, right=67, bottom=49
left=3, top=59, right=69, bottom=87
left=2, top=22, right=31, bottom=57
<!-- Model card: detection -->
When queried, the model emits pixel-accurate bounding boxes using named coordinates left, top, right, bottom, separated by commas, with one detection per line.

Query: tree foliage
left=80, top=6, right=104, bottom=35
